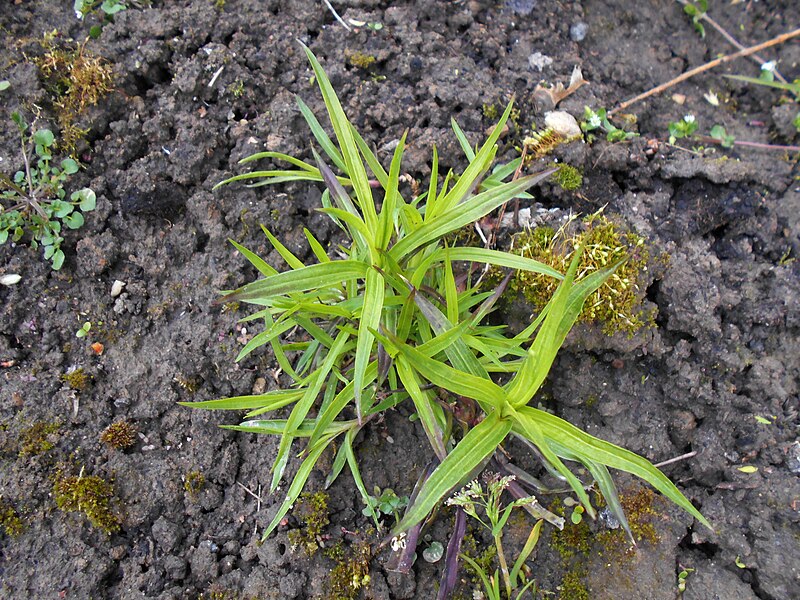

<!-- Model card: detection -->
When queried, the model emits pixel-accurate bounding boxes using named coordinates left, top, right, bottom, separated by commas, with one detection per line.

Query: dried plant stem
left=610, top=27, right=800, bottom=116
left=674, top=0, right=789, bottom=84
left=321, top=0, right=351, bottom=31
left=654, top=451, right=697, bottom=468
left=696, top=136, right=800, bottom=153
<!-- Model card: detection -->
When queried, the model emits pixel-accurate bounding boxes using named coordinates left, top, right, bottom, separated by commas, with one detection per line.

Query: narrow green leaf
left=301, top=43, right=378, bottom=232
left=229, top=239, right=278, bottom=276
left=270, top=330, right=350, bottom=491
left=238, top=150, right=319, bottom=172
left=390, top=169, right=557, bottom=262
left=344, top=427, right=381, bottom=528
left=440, top=246, right=563, bottom=280
left=222, top=260, right=368, bottom=303
left=308, top=361, right=377, bottom=450
left=376, top=131, right=407, bottom=250
left=510, top=520, right=543, bottom=588
left=296, top=96, right=347, bottom=171
left=178, top=388, right=304, bottom=411
left=351, top=124, right=389, bottom=188
left=303, top=228, right=331, bottom=263
left=354, top=267, right=385, bottom=420
left=393, top=412, right=512, bottom=535
left=396, top=357, right=447, bottom=460
left=518, top=406, right=711, bottom=529
left=235, top=317, right=295, bottom=362
left=262, top=225, right=305, bottom=270
left=450, top=117, right=477, bottom=161
left=261, top=434, right=336, bottom=541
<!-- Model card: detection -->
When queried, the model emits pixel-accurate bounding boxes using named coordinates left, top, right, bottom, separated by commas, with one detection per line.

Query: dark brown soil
left=0, top=1, right=798, bottom=599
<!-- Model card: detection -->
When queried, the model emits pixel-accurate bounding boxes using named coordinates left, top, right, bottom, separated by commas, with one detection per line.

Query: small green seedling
left=677, top=566, right=694, bottom=593
left=1, top=113, right=96, bottom=269
left=362, top=487, right=408, bottom=524
left=74, top=0, right=127, bottom=38
left=581, top=107, right=638, bottom=142
left=668, top=114, right=698, bottom=144
left=709, top=125, right=735, bottom=149
left=0, top=81, right=10, bottom=92
left=76, top=321, right=92, bottom=338
left=682, top=0, right=708, bottom=38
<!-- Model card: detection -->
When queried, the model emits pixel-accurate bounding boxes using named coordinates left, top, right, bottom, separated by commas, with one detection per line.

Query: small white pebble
left=110, top=279, right=126, bottom=297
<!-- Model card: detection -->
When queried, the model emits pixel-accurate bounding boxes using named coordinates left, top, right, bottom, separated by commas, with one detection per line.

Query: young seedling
left=668, top=114, right=698, bottom=144
left=0, top=113, right=96, bottom=269
left=580, top=107, right=638, bottom=142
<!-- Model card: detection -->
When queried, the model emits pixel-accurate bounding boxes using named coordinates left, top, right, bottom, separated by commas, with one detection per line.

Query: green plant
left=0, top=113, right=96, bottom=269
left=682, top=0, right=708, bottom=38
left=74, top=0, right=127, bottom=38
left=668, top=114, right=698, bottom=144
left=361, top=486, right=408, bottom=525
left=75, top=321, right=92, bottom=338
left=709, top=124, right=735, bottom=148
left=53, top=467, right=121, bottom=533
left=580, top=107, right=638, bottom=142
left=187, top=45, right=709, bottom=572
left=448, top=473, right=542, bottom=599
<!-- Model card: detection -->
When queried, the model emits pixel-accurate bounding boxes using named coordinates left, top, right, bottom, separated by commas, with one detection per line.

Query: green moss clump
left=288, top=491, right=330, bottom=556
left=325, top=538, right=372, bottom=600
left=53, top=469, right=121, bottom=533
left=18, top=421, right=60, bottom=457
left=62, top=367, right=91, bottom=391
left=558, top=568, right=590, bottom=600
left=596, top=488, right=660, bottom=555
left=33, top=34, right=113, bottom=153
left=509, top=212, right=654, bottom=335
left=100, top=421, right=137, bottom=450
left=0, top=497, right=25, bottom=538
left=553, top=164, right=583, bottom=191
left=184, top=470, right=206, bottom=499
left=345, top=51, right=376, bottom=70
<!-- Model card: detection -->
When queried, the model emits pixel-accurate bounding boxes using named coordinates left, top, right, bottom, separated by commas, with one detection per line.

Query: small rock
left=111, top=280, right=126, bottom=297
left=528, top=52, right=553, bottom=71
left=570, top=21, right=588, bottom=42
left=545, top=111, right=582, bottom=138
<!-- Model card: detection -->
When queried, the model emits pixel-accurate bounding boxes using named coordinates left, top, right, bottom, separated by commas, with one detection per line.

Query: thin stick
left=610, top=27, right=800, bottom=116
left=321, top=0, right=351, bottom=32
left=674, top=0, right=789, bottom=84
left=695, top=136, right=800, bottom=153
left=654, top=450, right=697, bottom=468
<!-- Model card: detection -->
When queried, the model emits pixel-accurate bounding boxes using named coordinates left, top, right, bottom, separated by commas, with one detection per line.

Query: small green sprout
left=74, top=0, right=127, bottom=38
left=361, top=487, right=408, bottom=524
left=709, top=124, right=736, bottom=149
left=581, top=106, right=638, bottom=142
left=0, top=81, right=10, bottom=92
left=76, top=321, right=92, bottom=338
left=682, top=0, right=708, bottom=38
left=0, top=113, right=96, bottom=269
left=668, top=114, right=698, bottom=144
left=677, top=566, right=694, bottom=593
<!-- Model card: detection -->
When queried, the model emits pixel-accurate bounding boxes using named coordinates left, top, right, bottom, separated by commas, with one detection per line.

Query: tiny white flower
left=683, top=114, right=695, bottom=124
left=391, top=533, right=407, bottom=552
left=588, top=113, right=602, bottom=128
left=761, top=60, right=776, bottom=72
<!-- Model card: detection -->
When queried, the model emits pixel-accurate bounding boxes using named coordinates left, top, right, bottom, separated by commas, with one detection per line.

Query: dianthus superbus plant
left=187, top=44, right=709, bottom=578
